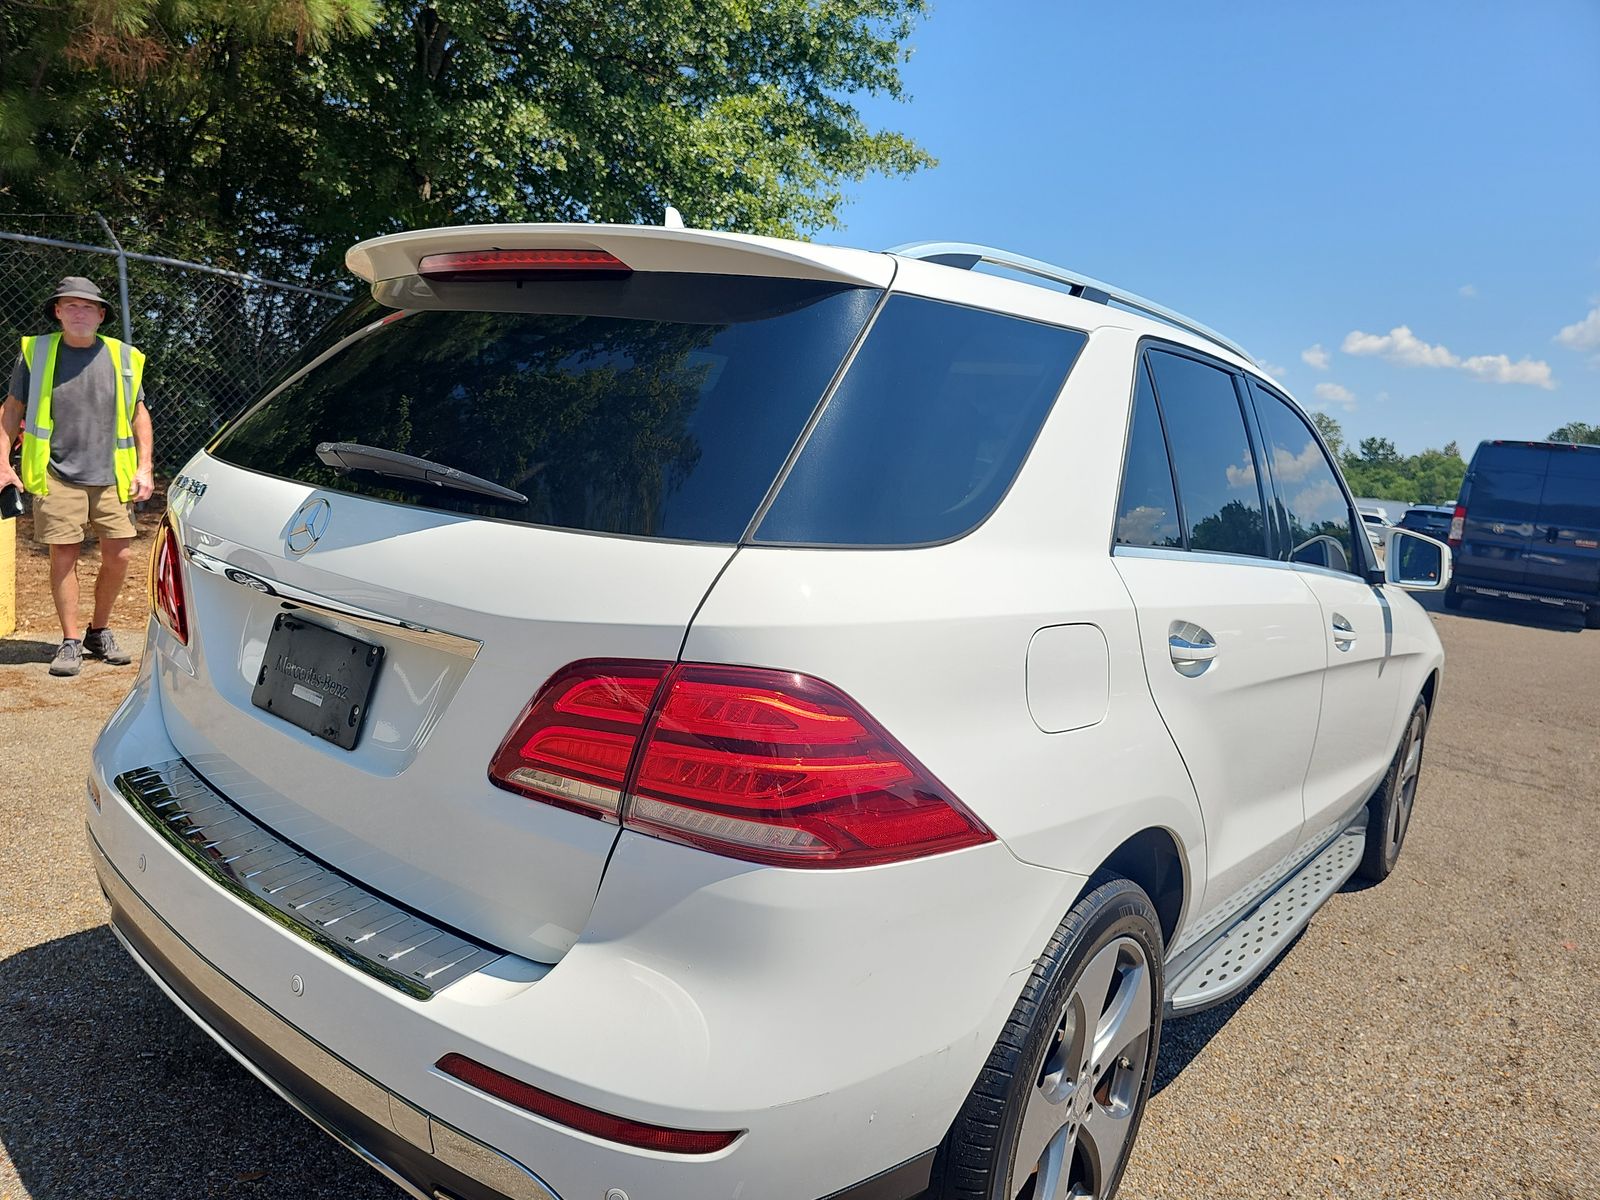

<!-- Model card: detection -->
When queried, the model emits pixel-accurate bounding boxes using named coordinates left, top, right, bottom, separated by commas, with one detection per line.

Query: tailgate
left=157, top=458, right=731, bottom=961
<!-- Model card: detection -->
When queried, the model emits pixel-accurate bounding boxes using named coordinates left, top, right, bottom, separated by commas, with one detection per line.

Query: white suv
left=89, top=225, right=1449, bottom=1200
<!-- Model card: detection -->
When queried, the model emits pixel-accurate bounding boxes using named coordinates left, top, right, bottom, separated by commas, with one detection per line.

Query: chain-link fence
left=2, top=215, right=353, bottom=474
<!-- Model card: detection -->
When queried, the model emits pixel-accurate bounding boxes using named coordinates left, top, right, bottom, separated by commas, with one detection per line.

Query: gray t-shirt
left=9, top=339, right=145, bottom=487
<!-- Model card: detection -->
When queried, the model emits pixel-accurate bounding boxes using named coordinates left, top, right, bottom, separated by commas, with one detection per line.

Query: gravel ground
left=2, top=561, right=1597, bottom=1199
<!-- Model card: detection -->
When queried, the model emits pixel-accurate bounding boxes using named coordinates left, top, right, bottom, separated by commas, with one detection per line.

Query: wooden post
left=0, top=513, right=15, bottom=638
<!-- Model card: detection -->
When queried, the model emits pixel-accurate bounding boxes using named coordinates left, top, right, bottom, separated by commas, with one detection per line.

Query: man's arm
left=131, top=398, right=154, bottom=502
left=0, top=394, right=22, bottom=491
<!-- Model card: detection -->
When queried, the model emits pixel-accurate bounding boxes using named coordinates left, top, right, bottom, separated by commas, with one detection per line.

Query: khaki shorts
left=33, top=473, right=136, bottom=544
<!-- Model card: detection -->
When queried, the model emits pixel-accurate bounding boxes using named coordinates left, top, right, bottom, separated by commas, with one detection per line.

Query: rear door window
left=755, top=296, right=1086, bottom=546
left=210, top=275, right=881, bottom=543
left=1145, top=349, right=1268, bottom=558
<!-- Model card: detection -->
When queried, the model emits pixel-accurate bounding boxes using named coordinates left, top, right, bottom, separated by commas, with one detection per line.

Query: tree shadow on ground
left=0, top=926, right=403, bottom=1200
left=0, top=639, right=55, bottom=664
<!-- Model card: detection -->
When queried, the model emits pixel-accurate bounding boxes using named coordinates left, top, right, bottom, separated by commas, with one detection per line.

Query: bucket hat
left=45, top=276, right=110, bottom=321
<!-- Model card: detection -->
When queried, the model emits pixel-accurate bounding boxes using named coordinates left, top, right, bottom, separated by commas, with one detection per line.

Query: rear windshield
left=211, top=275, right=880, bottom=542
left=211, top=277, right=1086, bottom=546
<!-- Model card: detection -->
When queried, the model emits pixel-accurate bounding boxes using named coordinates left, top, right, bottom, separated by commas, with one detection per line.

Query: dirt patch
left=0, top=484, right=165, bottom=716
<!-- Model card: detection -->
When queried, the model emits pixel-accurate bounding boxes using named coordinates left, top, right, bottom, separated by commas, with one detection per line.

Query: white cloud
left=1459, top=284, right=1477, bottom=299
left=1460, top=354, right=1555, bottom=389
left=1226, top=458, right=1257, bottom=489
left=1342, top=326, right=1459, bottom=368
left=1258, top=360, right=1288, bottom=378
left=1314, top=381, right=1358, bottom=411
left=1271, top=441, right=1325, bottom=483
left=1301, top=344, right=1330, bottom=370
left=1555, top=307, right=1600, bottom=352
left=1342, top=324, right=1557, bottom=388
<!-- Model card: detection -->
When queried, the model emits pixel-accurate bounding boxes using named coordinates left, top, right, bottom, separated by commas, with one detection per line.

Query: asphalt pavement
left=2, top=594, right=1596, bottom=1200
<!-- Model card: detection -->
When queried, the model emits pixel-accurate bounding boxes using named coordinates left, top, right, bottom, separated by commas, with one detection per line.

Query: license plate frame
left=251, top=614, right=384, bottom=751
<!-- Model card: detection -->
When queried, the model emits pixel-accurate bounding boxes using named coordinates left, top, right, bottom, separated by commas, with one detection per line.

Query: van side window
left=1114, top=359, right=1183, bottom=548
left=1145, top=350, right=1268, bottom=558
left=1248, top=381, right=1360, bottom=576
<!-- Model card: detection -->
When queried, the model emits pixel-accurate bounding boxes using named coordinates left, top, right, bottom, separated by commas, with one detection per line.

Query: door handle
left=1332, top=614, right=1357, bottom=649
left=1167, top=624, right=1218, bottom=677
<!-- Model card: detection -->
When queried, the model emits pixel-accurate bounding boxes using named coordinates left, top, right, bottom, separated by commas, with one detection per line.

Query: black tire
left=1442, top=585, right=1463, bottom=610
left=1585, top=604, right=1600, bottom=630
left=1358, top=697, right=1429, bottom=882
left=930, top=875, right=1165, bottom=1200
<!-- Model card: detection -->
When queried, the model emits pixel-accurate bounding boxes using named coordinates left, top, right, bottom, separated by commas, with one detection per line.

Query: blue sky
left=834, top=2, right=1600, bottom=456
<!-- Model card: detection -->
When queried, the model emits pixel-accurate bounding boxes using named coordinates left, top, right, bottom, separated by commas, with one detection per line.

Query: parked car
left=89, top=226, right=1451, bottom=1200
left=1357, top=506, right=1393, bottom=562
left=1447, top=439, right=1600, bottom=627
left=1397, top=503, right=1455, bottom=541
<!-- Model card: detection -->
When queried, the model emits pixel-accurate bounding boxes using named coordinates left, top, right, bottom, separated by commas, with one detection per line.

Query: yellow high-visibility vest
left=18, top=332, right=144, bottom=502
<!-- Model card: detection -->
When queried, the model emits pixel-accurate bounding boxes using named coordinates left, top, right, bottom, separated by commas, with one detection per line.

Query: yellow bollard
left=0, top=512, right=14, bottom=638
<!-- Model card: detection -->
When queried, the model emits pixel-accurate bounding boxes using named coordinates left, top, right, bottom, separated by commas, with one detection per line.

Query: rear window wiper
left=315, top=442, right=528, bottom=505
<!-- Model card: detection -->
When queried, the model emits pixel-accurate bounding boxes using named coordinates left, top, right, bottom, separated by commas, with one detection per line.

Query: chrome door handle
left=1332, top=614, right=1357, bottom=649
left=1168, top=636, right=1218, bottom=663
left=1167, top=621, right=1219, bottom=680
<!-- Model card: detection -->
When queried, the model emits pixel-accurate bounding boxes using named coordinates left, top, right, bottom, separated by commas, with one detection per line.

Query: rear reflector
left=436, top=1053, right=740, bottom=1154
left=490, top=661, right=994, bottom=868
left=417, top=248, right=631, bottom=280
left=1448, top=504, right=1465, bottom=546
left=149, top=513, right=188, bottom=644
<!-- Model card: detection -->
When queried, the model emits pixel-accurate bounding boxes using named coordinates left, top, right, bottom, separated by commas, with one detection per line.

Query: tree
left=1311, top=411, right=1343, bottom=456
left=1548, top=422, right=1600, bottom=445
left=1, top=0, right=933, bottom=281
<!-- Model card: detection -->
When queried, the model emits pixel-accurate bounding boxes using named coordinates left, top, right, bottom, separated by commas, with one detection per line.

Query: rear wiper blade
left=315, top=442, right=528, bottom=505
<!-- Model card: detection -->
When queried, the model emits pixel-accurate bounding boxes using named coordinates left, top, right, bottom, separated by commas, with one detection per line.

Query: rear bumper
left=88, top=659, right=1084, bottom=1200
left=91, top=828, right=560, bottom=1200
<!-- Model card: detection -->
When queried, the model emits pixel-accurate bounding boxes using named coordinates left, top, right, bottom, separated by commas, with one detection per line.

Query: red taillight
left=150, top=514, right=188, bottom=644
left=1448, top=504, right=1465, bottom=546
left=488, top=661, right=995, bottom=868
left=435, top=1053, right=740, bottom=1155
left=488, top=661, right=668, bottom=821
left=417, top=248, right=631, bottom=280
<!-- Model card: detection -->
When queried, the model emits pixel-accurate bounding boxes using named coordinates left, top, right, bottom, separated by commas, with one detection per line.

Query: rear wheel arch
left=1096, top=827, right=1186, bottom=949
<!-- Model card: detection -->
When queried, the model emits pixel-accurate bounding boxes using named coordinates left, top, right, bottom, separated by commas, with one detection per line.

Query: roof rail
left=886, top=241, right=1255, bottom=365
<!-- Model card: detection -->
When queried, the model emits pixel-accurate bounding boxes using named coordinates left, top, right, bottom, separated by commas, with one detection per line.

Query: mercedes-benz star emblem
left=285, top=497, right=332, bottom=554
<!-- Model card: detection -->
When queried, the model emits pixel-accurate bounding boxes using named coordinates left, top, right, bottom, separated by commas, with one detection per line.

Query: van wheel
left=1586, top=605, right=1600, bottom=630
left=1359, top=698, right=1428, bottom=882
left=1442, top=586, right=1463, bottom=610
left=930, top=876, right=1164, bottom=1200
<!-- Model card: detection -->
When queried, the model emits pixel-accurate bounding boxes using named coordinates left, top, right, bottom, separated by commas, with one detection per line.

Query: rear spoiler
left=346, top=223, right=895, bottom=289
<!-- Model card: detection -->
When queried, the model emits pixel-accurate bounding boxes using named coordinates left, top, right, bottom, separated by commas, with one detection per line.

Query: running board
left=1165, top=822, right=1367, bottom=1016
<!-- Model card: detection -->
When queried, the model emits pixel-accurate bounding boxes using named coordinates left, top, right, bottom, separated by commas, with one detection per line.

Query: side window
left=1248, top=380, right=1360, bottom=576
left=1146, top=350, right=1268, bottom=558
left=1114, top=359, right=1183, bottom=547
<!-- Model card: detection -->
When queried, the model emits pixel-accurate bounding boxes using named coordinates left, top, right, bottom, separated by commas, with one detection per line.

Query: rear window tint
left=755, top=297, right=1086, bottom=546
left=210, top=275, right=880, bottom=542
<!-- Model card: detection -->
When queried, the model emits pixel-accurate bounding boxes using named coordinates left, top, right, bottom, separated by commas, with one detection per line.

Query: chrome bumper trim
left=90, top=828, right=561, bottom=1200
left=114, top=760, right=503, bottom=1000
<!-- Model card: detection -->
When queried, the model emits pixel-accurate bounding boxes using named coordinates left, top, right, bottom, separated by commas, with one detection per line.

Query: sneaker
left=83, top=627, right=133, bottom=665
left=50, top=639, right=83, bottom=677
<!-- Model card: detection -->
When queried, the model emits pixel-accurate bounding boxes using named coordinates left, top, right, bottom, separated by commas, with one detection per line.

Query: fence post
left=92, top=213, right=135, bottom=388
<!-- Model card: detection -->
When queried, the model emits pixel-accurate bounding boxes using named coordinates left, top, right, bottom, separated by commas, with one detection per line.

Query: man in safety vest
left=0, top=276, right=155, bottom=677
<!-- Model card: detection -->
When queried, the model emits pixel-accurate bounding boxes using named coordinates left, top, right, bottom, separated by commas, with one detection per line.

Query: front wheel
left=1358, top=697, right=1429, bottom=882
left=931, top=876, right=1164, bottom=1200
left=1442, top=585, right=1463, bottom=610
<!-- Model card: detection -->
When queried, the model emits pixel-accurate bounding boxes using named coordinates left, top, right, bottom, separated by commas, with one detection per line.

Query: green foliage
left=1310, top=410, right=1343, bottom=457
left=1, top=0, right=932, bottom=282
left=1549, top=421, right=1600, bottom=445
left=1339, top=438, right=1466, bottom=505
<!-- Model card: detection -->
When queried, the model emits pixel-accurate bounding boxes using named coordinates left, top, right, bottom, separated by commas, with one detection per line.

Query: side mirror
left=1384, top=529, right=1453, bottom=592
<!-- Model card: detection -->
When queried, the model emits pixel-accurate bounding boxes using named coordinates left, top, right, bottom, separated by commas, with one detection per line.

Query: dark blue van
left=1447, top=440, right=1600, bottom=627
